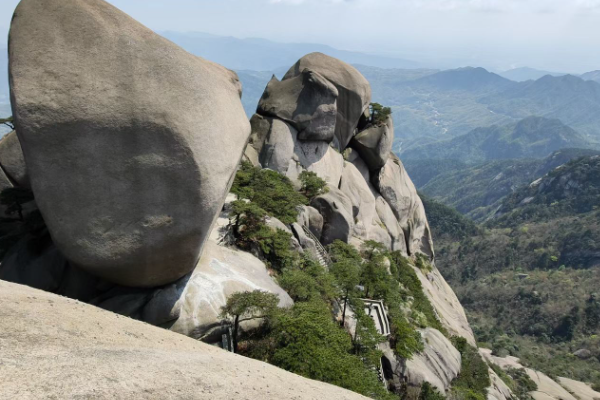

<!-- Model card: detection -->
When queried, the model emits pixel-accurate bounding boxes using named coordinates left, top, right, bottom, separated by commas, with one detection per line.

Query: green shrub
left=370, top=103, right=392, bottom=126
left=271, top=301, right=393, bottom=399
left=232, top=161, right=307, bottom=224
left=419, top=382, right=445, bottom=400
left=450, top=336, right=491, bottom=400
left=299, top=171, right=328, bottom=199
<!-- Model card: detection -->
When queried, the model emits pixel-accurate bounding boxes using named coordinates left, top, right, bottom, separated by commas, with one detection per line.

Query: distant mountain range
left=160, top=31, right=420, bottom=72
left=405, top=147, right=600, bottom=220
left=498, top=67, right=566, bottom=82
left=402, top=116, right=592, bottom=164
left=581, top=70, right=600, bottom=84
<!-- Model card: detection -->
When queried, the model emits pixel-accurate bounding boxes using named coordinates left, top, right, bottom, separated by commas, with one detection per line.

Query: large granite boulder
left=339, top=161, right=376, bottom=240
left=9, top=0, right=250, bottom=287
left=259, top=119, right=298, bottom=174
left=257, top=71, right=338, bottom=142
left=372, top=154, right=434, bottom=258
left=296, top=205, right=324, bottom=239
left=0, top=131, right=29, bottom=188
left=350, top=115, right=394, bottom=171
left=283, top=53, right=371, bottom=150
left=244, top=114, right=272, bottom=166
left=310, top=187, right=354, bottom=245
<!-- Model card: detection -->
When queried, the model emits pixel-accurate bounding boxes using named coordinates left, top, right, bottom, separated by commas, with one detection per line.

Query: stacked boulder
left=244, top=52, right=434, bottom=258
left=1, top=0, right=291, bottom=341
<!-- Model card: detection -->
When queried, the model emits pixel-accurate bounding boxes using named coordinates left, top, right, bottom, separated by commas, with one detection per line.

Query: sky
left=1, top=0, right=600, bottom=73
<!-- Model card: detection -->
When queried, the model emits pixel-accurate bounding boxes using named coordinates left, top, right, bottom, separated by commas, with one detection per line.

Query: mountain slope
left=482, top=75, right=600, bottom=141
left=581, top=70, right=600, bottom=84
left=402, top=117, right=593, bottom=164
left=498, top=67, right=566, bottom=82
left=431, top=157, right=600, bottom=389
left=406, top=148, right=600, bottom=220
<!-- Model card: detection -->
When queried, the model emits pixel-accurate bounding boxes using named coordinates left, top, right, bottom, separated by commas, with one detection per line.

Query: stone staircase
left=301, top=225, right=331, bottom=267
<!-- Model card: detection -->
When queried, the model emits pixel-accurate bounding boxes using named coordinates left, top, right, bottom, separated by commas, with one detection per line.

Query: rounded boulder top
left=8, top=0, right=251, bottom=287
left=283, top=52, right=372, bottom=150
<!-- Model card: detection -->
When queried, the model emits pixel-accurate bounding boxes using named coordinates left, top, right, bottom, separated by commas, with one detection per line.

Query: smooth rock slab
left=9, top=0, right=250, bottom=287
left=372, top=154, right=434, bottom=257
left=310, top=187, right=354, bottom=246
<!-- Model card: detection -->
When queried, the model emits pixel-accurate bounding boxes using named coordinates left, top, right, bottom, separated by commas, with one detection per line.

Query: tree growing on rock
left=299, top=171, right=328, bottom=199
left=330, top=259, right=361, bottom=326
left=370, top=103, right=392, bottom=126
left=219, top=290, right=279, bottom=352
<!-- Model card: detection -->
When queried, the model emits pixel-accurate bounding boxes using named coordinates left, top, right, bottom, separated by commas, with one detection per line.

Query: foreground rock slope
left=0, top=280, right=367, bottom=400
left=9, top=0, right=250, bottom=287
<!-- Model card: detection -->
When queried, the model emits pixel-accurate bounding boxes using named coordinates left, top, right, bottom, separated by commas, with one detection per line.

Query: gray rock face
left=259, top=119, right=298, bottom=174
left=293, top=141, right=345, bottom=188
left=283, top=53, right=372, bottom=150
left=257, top=71, right=338, bottom=142
left=340, top=161, right=376, bottom=240
left=372, top=154, right=434, bottom=257
left=351, top=115, right=394, bottom=171
left=0, top=131, right=29, bottom=188
left=296, top=205, right=324, bottom=239
left=402, top=328, right=461, bottom=393
left=244, top=114, right=272, bottom=166
left=9, top=0, right=250, bottom=287
left=310, top=187, right=354, bottom=245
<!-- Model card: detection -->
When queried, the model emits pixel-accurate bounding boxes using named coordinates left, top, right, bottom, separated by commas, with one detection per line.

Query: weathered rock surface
left=283, top=52, right=372, bottom=149
left=480, top=349, right=586, bottom=400
left=9, top=0, right=250, bottom=287
left=340, top=161, right=377, bottom=240
left=382, top=328, right=461, bottom=394
left=487, top=368, right=514, bottom=400
left=169, top=241, right=293, bottom=340
left=257, top=71, right=338, bottom=142
left=351, top=115, right=394, bottom=171
left=372, top=154, right=434, bottom=257
left=296, top=205, right=324, bottom=239
left=259, top=119, right=298, bottom=174
left=402, top=328, right=462, bottom=393
left=0, top=131, right=29, bottom=188
left=293, top=140, right=345, bottom=188
left=414, top=266, right=477, bottom=345
left=557, top=377, right=600, bottom=400
left=0, top=280, right=368, bottom=400
left=311, top=187, right=354, bottom=245
left=244, top=114, right=273, bottom=166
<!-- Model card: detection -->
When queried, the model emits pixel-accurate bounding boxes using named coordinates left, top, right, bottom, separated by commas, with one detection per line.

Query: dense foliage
left=449, top=337, right=491, bottom=400
left=428, top=156, right=600, bottom=389
left=231, top=161, right=308, bottom=224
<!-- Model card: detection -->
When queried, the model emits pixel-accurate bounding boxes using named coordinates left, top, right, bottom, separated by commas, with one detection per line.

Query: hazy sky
left=1, top=0, right=599, bottom=72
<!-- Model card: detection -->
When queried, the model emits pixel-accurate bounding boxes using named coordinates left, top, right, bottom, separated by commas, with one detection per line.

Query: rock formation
left=9, top=0, right=250, bottom=287
left=1, top=2, right=593, bottom=399
left=0, top=280, right=368, bottom=400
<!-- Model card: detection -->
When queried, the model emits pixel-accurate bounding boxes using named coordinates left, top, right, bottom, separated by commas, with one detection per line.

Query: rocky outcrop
left=487, top=368, right=514, bottom=400
left=9, top=0, right=250, bottom=287
left=372, top=154, right=434, bottom=258
left=0, top=280, right=368, bottom=400
left=414, top=266, right=476, bottom=345
left=350, top=115, right=394, bottom=171
left=479, top=348, right=600, bottom=400
left=311, top=188, right=354, bottom=245
left=381, top=328, right=461, bottom=395
left=557, top=378, right=600, bottom=400
left=257, top=71, right=338, bottom=142
left=283, top=53, right=371, bottom=149
left=0, top=131, right=29, bottom=188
